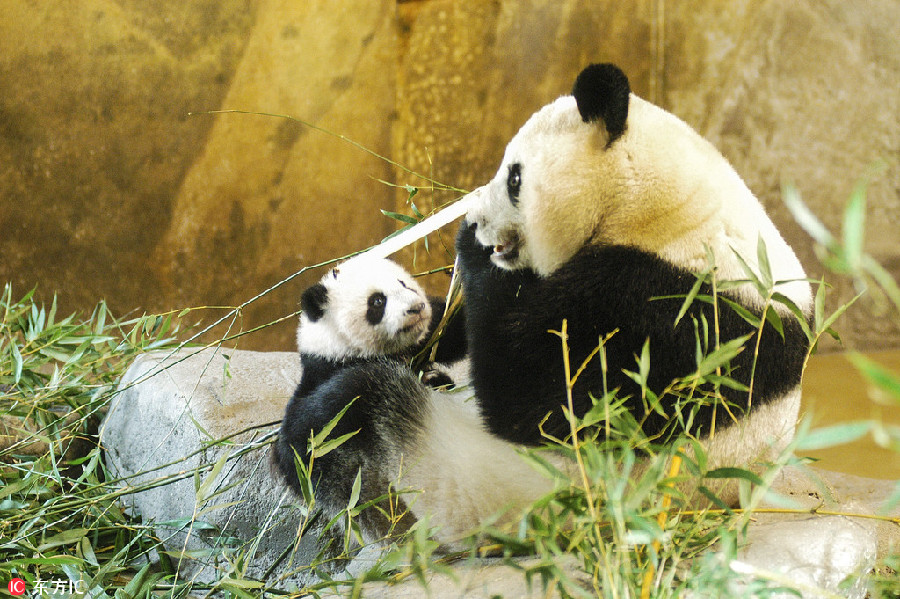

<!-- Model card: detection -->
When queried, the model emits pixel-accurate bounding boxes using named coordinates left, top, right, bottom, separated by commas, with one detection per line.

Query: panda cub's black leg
left=275, top=358, right=431, bottom=544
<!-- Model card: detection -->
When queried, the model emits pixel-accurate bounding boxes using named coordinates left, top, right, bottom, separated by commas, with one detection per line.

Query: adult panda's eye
left=506, top=163, right=522, bottom=205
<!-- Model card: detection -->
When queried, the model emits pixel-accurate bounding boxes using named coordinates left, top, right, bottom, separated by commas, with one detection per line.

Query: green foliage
left=0, top=286, right=184, bottom=595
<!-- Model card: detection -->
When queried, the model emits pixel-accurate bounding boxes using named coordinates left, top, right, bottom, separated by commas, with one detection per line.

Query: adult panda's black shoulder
left=458, top=63, right=812, bottom=479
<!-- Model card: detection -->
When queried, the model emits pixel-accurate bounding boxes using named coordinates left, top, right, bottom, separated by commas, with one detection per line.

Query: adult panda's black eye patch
left=506, top=163, right=522, bottom=205
left=366, top=292, right=387, bottom=325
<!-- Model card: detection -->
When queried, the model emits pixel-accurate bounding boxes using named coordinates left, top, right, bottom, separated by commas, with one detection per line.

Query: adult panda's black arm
left=455, top=221, right=809, bottom=445
left=425, top=297, right=469, bottom=364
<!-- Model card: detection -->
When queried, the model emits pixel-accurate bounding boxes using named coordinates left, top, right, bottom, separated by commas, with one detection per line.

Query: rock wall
left=1, top=0, right=897, bottom=351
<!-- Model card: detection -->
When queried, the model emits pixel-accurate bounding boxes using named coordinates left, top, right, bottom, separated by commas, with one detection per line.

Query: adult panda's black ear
left=301, top=284, right=328, bottom=322
left=572, top=63, right=630, bottom=144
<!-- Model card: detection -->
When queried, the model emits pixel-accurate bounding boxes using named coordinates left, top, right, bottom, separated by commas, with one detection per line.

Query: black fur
left=275, top=358, right=429, bottom=539
left=506, top=163, right=522, bottom=206
left=366, top=292, right=387, bottom=325
left=572, top=63, right=630, bottom=144
left=300, top=284, right=328, bottom=322
left=275, top=288, right=468, bottom=532
left=455, top=220, right=809, bottom=445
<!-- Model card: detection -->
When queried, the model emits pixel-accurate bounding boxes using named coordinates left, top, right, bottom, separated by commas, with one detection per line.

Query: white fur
left=298, top=256, right=432, bottom=360
left=466, top=94, right=812, bottom=314
left=398, top=389, right=562, bottom=547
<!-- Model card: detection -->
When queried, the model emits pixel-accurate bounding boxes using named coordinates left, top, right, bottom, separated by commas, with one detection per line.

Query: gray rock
left=102, top=347, right=329, bottom=589
left=736, top=516, right=876, bottom=599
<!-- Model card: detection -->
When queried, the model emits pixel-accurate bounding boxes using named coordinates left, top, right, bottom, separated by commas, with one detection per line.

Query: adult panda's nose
left=407, top=302, right=426, bottom=315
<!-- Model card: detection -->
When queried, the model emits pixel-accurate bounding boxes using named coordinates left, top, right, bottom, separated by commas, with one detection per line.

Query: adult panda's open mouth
left=492, top=231, right=521, bottom=263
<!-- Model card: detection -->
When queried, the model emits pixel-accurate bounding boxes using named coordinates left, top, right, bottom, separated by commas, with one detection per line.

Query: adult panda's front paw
left=455, top=220, right=493, bottom=268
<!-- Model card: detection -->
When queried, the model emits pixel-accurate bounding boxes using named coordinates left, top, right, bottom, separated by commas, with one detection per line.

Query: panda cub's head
left=297, top=256, right=433, bottom=361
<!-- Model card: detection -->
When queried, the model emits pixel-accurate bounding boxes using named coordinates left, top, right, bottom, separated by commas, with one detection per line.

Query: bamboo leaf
left=11, top=341, right=23, bottom=384
left=847, top=353, right=900, bottom=402
left=763, top=305, right=784, bottom=339
left=756, top=235, right=774, bottom=291
left=783, top=183, right=833, bottom=246
left=380, top=210, right=419, bottom=225
left=814, top=279, right=827, bottom=334
left=673, top=272, right=708, bottom=328
left=731, top=249, right=768, bottom=298
left=795, top=421, right=871, bottom=451
left=37, top=528, right=89, bottom=552
left=718, top=297, right=761, bottom=329
left=704, top=467, right=764, bottom=486
left=842, top=180, right=867, bottom=270
left=313, top=430, right=359, bottom=458
left=348, top=469, right=362, bottom=510
left=311, top=397, right=357, bottom=449
left=818, top=291, right=862, bottom=338
left=197, top=451, right=230, bottom=502
left=696, top=334, right=751, bottom=378
left=771, top=291, right=812, bottom=340
left=291, top=447, right=315, bottom=506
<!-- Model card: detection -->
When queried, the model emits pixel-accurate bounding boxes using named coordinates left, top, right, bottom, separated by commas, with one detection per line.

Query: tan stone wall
left=1, top=1, right=897, bottom=351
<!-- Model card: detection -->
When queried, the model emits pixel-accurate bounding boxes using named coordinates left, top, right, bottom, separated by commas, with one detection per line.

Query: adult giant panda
left=457, top=63, right=812, bottom=486
left=278, top=63, right=812, bottom=547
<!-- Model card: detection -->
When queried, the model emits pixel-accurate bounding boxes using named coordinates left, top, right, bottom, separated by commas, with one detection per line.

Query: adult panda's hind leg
left=684, top=386, right=802, bottom=507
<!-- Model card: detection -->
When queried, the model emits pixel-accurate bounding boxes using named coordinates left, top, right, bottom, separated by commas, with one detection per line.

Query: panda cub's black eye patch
left=506, top=163, right=522, bottom=205
left=366, top=292, right=387, bottom=325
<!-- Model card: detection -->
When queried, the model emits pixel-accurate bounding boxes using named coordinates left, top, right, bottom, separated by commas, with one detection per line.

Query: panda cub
left=274, top=256, right=470, bottom=542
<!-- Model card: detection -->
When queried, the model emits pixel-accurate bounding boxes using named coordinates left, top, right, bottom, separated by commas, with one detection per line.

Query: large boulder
left=102, top=347, right=330, bottom=589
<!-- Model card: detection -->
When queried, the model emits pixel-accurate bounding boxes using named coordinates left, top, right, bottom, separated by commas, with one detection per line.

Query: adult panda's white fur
left=458, top=63, right=812, bottom=501
left=466, top=65, right=811, bottom=314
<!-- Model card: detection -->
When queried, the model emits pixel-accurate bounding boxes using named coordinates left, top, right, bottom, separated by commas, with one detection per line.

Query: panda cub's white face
left=297, top=256, right=432, bottom=360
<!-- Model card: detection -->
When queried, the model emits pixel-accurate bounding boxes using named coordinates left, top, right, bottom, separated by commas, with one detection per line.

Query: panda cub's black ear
left=301, top=283, right=328, bottom=322
left=572, top=63, right=630, bottom=144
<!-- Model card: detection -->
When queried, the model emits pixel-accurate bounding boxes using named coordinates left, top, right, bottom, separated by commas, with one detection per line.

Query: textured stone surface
left=737, top=516, right=876, bottom=599
left=102, top=347, right=323, bottom=587
left=1, top=1, right=897, bottom=353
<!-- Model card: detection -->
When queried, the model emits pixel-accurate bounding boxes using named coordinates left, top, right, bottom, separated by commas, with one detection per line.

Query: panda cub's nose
left=407, top=302, right=426, bottom=315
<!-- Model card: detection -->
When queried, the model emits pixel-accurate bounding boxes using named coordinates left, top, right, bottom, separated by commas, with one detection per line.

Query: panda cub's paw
left=420, top=365, right=455, bottom=389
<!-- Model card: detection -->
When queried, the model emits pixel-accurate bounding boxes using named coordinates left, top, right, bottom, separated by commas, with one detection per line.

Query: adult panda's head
left=298, top=256, right=433, bottom=360
left=466, top=63, right=810, bottom=312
